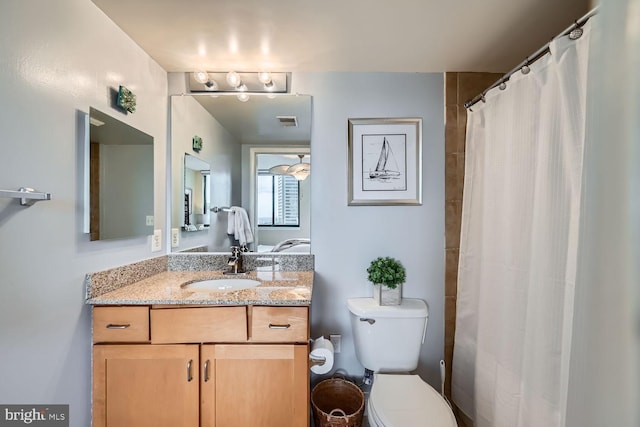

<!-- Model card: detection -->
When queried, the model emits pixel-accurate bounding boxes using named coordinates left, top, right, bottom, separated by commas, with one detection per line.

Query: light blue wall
left=292, top=73, right=445, bottom=386
left=0, top=1, right=167, bottom=425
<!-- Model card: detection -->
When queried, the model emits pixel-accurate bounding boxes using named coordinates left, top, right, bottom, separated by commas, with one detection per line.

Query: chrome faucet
left=226, top=246, right=245, bottom=274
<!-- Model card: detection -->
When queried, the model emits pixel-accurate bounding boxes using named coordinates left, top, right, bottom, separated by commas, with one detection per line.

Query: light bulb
left=237, top=83, right=247, bottom=92
left=194, top=71, right=210, bottom=84
left=237, top=93, right=250, bottom=102
left=257, top=72, right=272, bottom=84
left=226, top=71, right=241, bottom=87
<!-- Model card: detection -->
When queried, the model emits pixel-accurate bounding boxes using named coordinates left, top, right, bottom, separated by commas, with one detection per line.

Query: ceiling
left=192, top=94, right=312, bottom=145
left=92, top=0, right=591, bottom=74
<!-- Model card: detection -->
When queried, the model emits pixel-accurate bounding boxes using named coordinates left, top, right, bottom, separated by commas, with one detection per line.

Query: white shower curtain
left=452, top=21, right=594, bottom=427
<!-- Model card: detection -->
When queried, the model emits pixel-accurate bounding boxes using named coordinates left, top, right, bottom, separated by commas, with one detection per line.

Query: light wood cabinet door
left=93, top=344, right=199, bottom=427
left=207, top=344, right=309, bottom=427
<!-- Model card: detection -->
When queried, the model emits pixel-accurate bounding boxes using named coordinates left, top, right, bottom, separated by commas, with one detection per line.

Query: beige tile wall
left=444, top=72, right=501, bottom=426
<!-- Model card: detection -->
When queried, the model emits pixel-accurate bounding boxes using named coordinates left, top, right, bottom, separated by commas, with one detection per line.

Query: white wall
left=0, top=1, right=167, bottom=425
left=170, top=96, right=242, bottom=251
left=291, top=73, right=445, bottom=386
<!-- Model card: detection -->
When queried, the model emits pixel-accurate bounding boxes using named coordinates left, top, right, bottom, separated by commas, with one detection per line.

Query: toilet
left=348, top=298, right=457, bottom=427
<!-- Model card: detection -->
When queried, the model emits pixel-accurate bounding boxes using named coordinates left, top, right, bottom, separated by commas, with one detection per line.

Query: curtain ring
left=521, top=63, right=530, bottom=75
left=569, top=21, right=584, bottom=40
left=499, top=82, right=507, bottom=90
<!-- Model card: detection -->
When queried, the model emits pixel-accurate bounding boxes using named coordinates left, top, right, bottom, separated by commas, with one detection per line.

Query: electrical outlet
left=330, top=334, right=341, bottom=353
left=146, top=215, right=154, bottom=226
left=171, top=228, right=180, bottom=248
left=151, top=229, right=162, bottom=252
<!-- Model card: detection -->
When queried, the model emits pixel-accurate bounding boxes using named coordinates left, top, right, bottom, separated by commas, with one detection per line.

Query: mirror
left=253, top=151, right=310, bottom=253
left=183, top=154, right=211, bottom=231
left=170, top=94, right=311, bottom=252
left=87, top=107, right=154, bottom=241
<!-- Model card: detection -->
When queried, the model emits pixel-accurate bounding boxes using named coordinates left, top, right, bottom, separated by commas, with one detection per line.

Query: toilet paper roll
left=309, top=336, right=334, bottom=374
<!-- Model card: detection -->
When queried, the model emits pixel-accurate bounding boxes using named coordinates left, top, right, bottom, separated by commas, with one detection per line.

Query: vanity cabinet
left=92, top=305, right=310, bottom=427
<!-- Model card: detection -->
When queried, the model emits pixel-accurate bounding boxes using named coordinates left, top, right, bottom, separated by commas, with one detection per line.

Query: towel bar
left=0, top=187, right=52, bottom=206
left=211, top=206, right=232, bottom=213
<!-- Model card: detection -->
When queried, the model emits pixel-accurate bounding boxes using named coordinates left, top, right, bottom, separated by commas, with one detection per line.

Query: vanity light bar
left=188, top=72, right=289, bottom=94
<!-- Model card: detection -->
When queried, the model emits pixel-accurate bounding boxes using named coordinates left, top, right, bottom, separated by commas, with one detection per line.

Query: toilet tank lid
left=347, top=298, right=428, bottom=318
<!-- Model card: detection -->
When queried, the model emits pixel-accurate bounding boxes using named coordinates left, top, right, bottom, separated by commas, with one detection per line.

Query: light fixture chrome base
left=189, top=72, right=289, bottom=94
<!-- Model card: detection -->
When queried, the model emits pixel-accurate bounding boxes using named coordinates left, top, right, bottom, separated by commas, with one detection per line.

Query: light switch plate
left=146, top=215, right=154, bottom=226
left=171, top=228, right=180, bottom=248
left=151, top=229, right=162, bottom=252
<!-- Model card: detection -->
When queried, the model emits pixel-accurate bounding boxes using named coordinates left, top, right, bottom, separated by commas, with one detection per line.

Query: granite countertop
left=85, top=253, right=314, bottom=306
left=87, top=270, right=313, bottom=306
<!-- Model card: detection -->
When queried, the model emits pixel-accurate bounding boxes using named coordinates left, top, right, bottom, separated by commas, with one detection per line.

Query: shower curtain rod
left=464, top=7, right=598, bottom=109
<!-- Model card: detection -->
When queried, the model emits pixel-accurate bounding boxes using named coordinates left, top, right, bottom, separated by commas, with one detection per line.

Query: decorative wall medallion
left=192, top=135, right=203, bottom=152
left=117, top=85, right=136, bottom=113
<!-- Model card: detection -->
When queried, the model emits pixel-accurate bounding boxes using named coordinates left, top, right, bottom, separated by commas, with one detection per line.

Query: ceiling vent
left=277, top=116, right=298, bottom=127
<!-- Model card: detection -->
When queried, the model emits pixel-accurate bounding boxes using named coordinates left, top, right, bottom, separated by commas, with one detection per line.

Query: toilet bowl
left=367, top=374, right=456, bottom=427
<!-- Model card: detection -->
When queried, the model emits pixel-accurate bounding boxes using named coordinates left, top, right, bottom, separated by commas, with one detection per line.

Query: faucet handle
left=230, top=245, right=241, bottom=256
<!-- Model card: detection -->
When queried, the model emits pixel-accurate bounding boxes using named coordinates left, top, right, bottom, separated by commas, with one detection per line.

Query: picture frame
left=348, top=118, right=422, bottom=206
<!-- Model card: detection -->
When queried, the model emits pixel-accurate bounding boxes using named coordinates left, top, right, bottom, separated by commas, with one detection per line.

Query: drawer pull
left=106, top=323, right=131, bottom=329
left=203, top=360, right=210, bottom=382
left=187, top=359, right=193, bottom=382
left=268, top=323, right=291, bottom=330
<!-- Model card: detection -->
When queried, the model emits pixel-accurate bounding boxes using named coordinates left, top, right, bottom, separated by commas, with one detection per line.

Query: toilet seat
left=367, top=374, right=457, bottom=427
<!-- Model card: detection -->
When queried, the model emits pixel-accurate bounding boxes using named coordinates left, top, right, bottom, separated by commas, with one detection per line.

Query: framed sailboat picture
left=348, top=118, right=422, bottom=205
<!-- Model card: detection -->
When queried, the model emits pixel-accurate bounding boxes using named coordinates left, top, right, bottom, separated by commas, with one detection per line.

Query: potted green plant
left=367, top=256, right=406, bottom=305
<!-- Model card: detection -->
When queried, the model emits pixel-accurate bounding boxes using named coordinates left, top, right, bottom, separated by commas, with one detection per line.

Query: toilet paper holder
left=309, top=355, right=327, bottom=367
left=308, top=336, right=334, bottom=373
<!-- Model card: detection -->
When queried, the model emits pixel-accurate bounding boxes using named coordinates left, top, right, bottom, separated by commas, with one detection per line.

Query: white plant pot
left=373, top=284, right=402, bottom=306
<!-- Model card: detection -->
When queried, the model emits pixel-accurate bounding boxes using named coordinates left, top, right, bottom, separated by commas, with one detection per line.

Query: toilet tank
left=348, top=298, right=428, bottom=373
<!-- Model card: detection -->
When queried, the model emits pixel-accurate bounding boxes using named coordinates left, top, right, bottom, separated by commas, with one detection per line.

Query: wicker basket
left=311, top=378, right=365, bottom=427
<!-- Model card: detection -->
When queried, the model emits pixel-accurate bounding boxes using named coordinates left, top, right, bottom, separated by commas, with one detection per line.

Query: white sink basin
left=182, top=278, right=261, bottom=292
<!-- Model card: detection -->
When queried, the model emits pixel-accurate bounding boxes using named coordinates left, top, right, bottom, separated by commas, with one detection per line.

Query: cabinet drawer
left=93, top=306, right=149, bottom=343
left=150, top=307, right=247, bottom=344
left=250, top=306, right=308, bottom=343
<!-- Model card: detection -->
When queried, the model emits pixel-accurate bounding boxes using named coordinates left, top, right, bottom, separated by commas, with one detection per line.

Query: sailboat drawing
left=369, top=137, right=401, bottom=180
